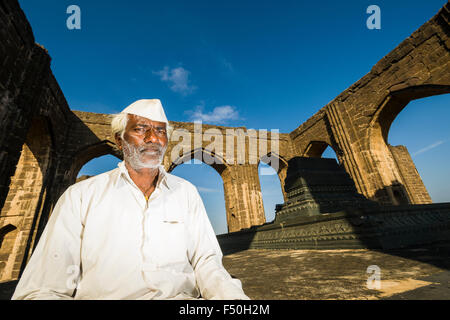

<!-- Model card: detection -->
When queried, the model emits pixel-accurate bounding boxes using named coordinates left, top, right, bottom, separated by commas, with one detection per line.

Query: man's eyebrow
left=134, top=123, right=166, bottom=128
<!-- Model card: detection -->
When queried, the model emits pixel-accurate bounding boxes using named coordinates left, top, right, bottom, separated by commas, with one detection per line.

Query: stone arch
left=167, top=147, right=233, bottom=229
left=369, top=85, right=450, bottom=145
left=168, top=151, right=229, bottom=234
left=256, top=152, right=287, bottom=224
left=168, top=147, right=265, bottom=233
left=0, top=116, right=53, bottom=281
left=302, top=141, right=340, bottom=160
left=67, top=140, right=122, bottom=186
left=167, top=147, right=228, bottom=176
left=0, top=224, right=17, bottom=279
left=258, top=152, right=289, bottom=202
left=367, top=84, right=450, bottom=205
left=0, top=224, right=17, bottom=241
left=0, top=224, right=17, bottom=251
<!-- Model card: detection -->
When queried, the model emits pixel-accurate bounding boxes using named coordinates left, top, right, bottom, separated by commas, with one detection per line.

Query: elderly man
left=12, top=99, right=249, bottom=300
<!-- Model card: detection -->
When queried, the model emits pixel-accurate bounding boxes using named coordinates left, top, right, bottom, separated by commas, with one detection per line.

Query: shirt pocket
left=148, top=217, right=189, bottom=268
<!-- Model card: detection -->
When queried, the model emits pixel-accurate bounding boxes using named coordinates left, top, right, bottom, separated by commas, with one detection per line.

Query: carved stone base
left=218, top=203, right=450, bottom=253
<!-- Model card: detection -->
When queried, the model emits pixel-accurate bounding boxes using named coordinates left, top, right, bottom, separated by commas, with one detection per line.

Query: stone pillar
left=0, top=117, right=52, bottom=281
left=326, top=102, right=410, bottom=206
left=221, top=164, right=265, bottom=233
left=389, top=145, right=432, bottom=204
left=325, top=103, right=373, bottom=200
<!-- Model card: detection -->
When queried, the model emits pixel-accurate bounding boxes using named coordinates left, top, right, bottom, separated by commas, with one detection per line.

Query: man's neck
left=125, top=162, right=160, bottom=198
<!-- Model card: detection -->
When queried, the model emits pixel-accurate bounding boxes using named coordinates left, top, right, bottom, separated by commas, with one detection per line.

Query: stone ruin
left=218, top=156, right=450, bottom=252
left=0, top=0, right=449, bottom=282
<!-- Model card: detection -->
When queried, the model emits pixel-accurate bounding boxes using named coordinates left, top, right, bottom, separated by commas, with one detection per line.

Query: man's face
left=117, top=114, right=168, bottom=169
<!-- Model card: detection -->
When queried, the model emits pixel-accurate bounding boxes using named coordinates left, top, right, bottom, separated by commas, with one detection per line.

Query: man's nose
left=143, top=128, right=159, bottom=144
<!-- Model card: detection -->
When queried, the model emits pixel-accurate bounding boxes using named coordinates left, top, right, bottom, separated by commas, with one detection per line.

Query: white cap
left=121, top=99, right=169, bottom=125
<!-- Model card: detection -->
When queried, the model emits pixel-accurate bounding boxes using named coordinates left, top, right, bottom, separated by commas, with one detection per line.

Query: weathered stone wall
left=290, top=3, right=450, bottom=205
left=0, top=118, right=51, bottom=281
left=0, top=0, right=72, bottom=281
left=0, top=0, right=47, bottom=210
left=290, top=110, right=336, bottom=156
left=389, top=145, right=432, bottom=204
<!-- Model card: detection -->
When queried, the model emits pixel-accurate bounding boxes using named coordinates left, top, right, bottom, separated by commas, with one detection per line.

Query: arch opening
left=259, top=152, right=289, bottom=200
left=167, top=147, right=228, bottom=176
left=68, top=141, right=122, bottom=186
left=387, top=91, right=450, bottom=204
left=170, top=156, right=228, bottom=235
left=303, top=141, right=340, bottom=163
left=369, top=85, right=450, bottom=205
left=258, top=161, right=284, bottom=224
left=76, top=154, right=122, bottom=183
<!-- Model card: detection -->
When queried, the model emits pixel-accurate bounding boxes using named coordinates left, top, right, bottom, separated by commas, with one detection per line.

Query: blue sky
left=18, top=0, right=450, bottom=234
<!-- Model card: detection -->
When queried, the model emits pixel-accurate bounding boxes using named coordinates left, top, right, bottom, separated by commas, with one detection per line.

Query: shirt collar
left=116, top=161, right=171, bottom=190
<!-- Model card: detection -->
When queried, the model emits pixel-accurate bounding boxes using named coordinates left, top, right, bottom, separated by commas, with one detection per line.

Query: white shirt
left=12, top=161, right=249, bottom=300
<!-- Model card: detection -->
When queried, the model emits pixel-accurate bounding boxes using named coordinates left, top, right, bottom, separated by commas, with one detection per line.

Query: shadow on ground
left=222, top=244, right=450, bottom=300
left=1, top=245, right=448, bottom=300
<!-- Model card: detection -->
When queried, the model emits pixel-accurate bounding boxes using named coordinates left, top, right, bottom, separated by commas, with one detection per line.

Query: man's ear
left=115, top=133, right=122, bottom=151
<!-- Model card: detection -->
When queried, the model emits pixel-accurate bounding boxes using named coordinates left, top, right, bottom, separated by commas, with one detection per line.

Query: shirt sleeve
left=11, top=186, right=83, bottom=300
left=186, top=184, right=250, bottom=300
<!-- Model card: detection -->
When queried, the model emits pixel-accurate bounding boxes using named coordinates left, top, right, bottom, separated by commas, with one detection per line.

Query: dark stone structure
left=273, top=157, right=379, bottom=222
left=218, top=202, right=450, bottom=252
left=218, top=157, right=450, bottom=252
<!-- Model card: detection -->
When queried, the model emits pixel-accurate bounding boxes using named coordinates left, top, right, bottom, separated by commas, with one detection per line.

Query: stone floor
left=222, top=245, right=450, bottom=300
left=1, top=245, right=449, bottom=300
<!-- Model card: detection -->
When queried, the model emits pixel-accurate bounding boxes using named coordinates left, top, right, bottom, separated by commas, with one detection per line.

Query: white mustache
left=123, top=140, right=166, bottom=169
left=138, top=144, right=163, bottom=154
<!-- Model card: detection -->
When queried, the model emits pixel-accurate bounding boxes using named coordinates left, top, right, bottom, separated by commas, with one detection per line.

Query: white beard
left=122, top=139, right=166, bottom=170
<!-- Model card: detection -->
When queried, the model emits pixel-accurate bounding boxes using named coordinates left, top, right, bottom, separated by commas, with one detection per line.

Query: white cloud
left=188, top=105, right=240, bottom=124
left=153, top=66, right=197, bottom=95
left=413, top=140, right=445, bottom=156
